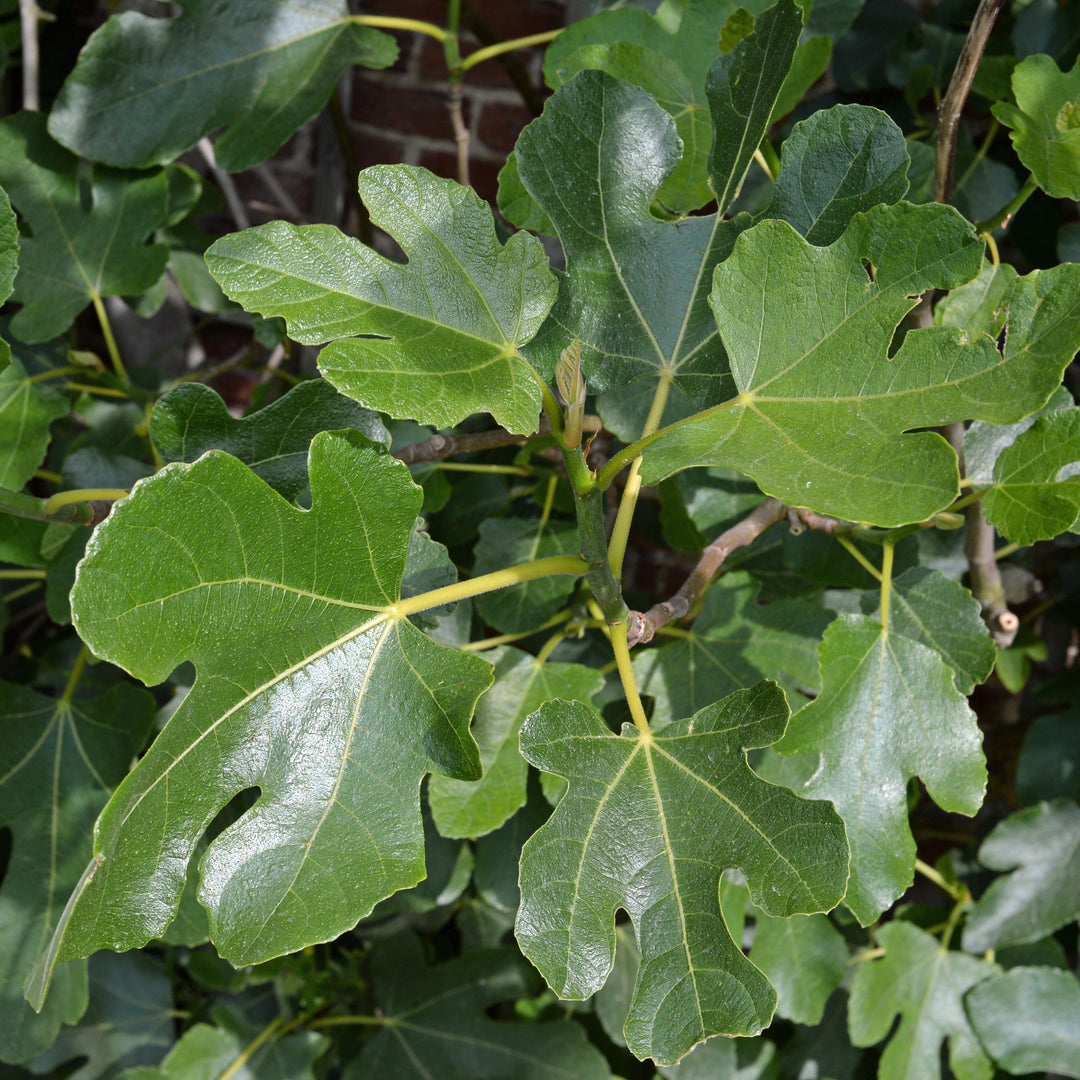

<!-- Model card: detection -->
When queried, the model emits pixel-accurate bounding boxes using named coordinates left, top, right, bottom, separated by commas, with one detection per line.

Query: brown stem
left=626, top=498, right=787, bottom=647
left=935, top=0, right=1007, bottom=205
left=965, top=501, right=1019, bottom=647
left=395, top=422, right=547, bottom=465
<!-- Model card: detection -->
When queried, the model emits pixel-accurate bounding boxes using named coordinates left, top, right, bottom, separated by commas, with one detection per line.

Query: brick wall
left=349, top=0, right=566, bottom=204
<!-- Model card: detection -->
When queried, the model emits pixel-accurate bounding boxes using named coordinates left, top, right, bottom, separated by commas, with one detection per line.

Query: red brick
left=352, top=77, right=461, bottom=142
left=468, top=0, right=563, bottom=41
left=352, top=130, right=407, bottom=171
left=418, top=150, right=504, bottom=203
left=475, top=101, right=534, bottom=154
left=363, top=0, right=445, bottom=21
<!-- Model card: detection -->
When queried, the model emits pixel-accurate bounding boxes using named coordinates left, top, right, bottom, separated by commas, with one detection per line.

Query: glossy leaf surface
left=150, top=380, right=388, bottom=502
left=0, top=679, right=153, bottom=1062
left=638, top=201, right=1071, bottom=525
left=849, top=921, right=997, bottom=1080
left=206, top=167, right=555, bottom=434
left=515, top=69, right=747, bottom=407
left=516, top=683, right=848, bottom=1065
left=428, top=647, right=603, bottom=839
left=32, top=432, right=495, bottom=1002
left=345, top=933, right=612, bottom=1079
left=982, top=408, right=1080, bottom=545
left=47, top=0, right=397, bottom=171
left=961, top=799, right=1080, bottom=953
left=778, top=615, right=986, bottom=924
left=767, top=104, right=910, bottom=245
left=965, top=967, right=1080, bottom=1078
left=0, top=112, right=170, bottom=343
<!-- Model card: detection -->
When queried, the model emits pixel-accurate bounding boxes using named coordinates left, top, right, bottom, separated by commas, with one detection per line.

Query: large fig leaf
left=777, top=614, right=986, bottom=925
left=29, top=432, right=500, bottom=1006
left=0, top=679, right=154, bottom=1062
left=961, top=799, right=1080, bottom=953
left=47, top=0, right=396, bottom=172
left=0, top=359, right=68, bottom=491
left=849, top=921, right=998, bottom=1080
left=516, top=682, right=848, bottom=1065
left=344, top=933, right=612, bottom=1079
left=206, top=166, right=555, bottom=434
left=0, top=113, right=171, bottom=343
left=639, top=204, right=1080, bottom=525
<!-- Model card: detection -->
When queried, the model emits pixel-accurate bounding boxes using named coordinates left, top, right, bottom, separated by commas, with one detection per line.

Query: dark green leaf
left=344, top=934, right=612, bottom=1080
left=515, top=69, right=748, bottom=412
left=31, top=433, right=495, bottom=1003
left=660, top=1034, right=778, bottom=1079
left=472, top=786, right=551, bottom=913
left=0, top=112, right=170, bottom=343
left=632, top=571, right=831, bottom=717
left=1016, top=707, right=1080, bottom=804
left=206, top=167, right=555, bottom=434
left=965, top=967, right=1080, bottom=1078
left=429, top=647, right=602, bottom=839
left=707, top=0, right=804, bottom=214
left=516, top=683, right=848, bottom=1064
left=151, top=380, right=388, bottom=502
left=962, top=799, right=1080, bottom=953
left=0, top=679, right=153, bottom=1062
left=27, top=952, right=174, bottom=1080
left=47, top=0, right=396, bottom=171
left=778, top=615, right=985, bottom=925
left=748, top=912, right=847, bottom=1025
left=849, top=921, right=997, bottom=1080
left=982, top=408, right=1080, bottom=545
left=658, top=467, right=765, bottom=552
left=641, top=203, right=1079, bottom=526
left=768, top=105, right=910, bottom=245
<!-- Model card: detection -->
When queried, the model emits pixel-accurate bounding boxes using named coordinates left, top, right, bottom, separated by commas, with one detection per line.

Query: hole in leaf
left=995, top=322, right=1008, bottom=354
left=0, top=826, right=11, bottom=888
left=202, top=786, right=261, bottom=845
left=860, top=258, right=875, bottom=284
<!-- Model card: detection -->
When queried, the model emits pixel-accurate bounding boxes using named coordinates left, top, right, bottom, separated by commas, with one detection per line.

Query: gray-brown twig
left=626, top=498, right=787, bottom=647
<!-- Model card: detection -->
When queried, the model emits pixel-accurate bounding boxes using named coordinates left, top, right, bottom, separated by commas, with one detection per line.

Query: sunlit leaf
left=516, top=682, right=847, bottom=1064
left=0, top=359, right=68, bottom=492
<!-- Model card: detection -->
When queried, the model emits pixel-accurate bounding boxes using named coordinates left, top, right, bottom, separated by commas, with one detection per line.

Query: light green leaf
left=47, top=0, right=396, bottom=172
left=0, top=359, right=68, bottom=491
left=858, top=568, right=995, bottom=695
left=961, top=799, right=1080, bottom=953
left=28, top=952, right=174, bottom=1080
left=778, top=615, right=986, bottom=925
left=707, top=0, right=804, bottom=213
left=767, top=104, right=910, bottom=245
left=0, top=679, right=153, bottom=1062
left=0, top=112, right=170, bottom=343
left=632, top=571, right=831, bottom=717
left=344, top=933, right=612, bottom=1080
left=516, top=682, right=848, bottom=1065
left=30, top=432, right=496, bottom=1004
left=515, top=69, right=748, bottom=413
left=150, top=380, right=389, bottom=503
left=205, top=166, right=555, bottom=434
left=122, top=1016, right=329, bottom=1080
left=659, top=1034, right=778, bottom=1079
left=849, top=922, right=998, bottom=1080
left=748, top=912, right=847, bottom=1025
left=965, top=967, right=1080, bottom=1078
left=0, top=184, right=15, bottom=374
left=429, top=647, right=603, bottom=839
left=992, top=53, right=1080, bottom=198
left=472, top=519, right=580, bottom=633
left=982, top=408, right=1080, bottom=545
left=640, top=202, right=1077, bottom=526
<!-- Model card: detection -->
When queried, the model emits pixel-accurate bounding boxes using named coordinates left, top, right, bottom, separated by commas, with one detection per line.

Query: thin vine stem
left=914, top=857, right=965, bottom=901
left=975, top=174, right=1038, bottom=233
left=462, top=29, right=563, bottom=71
left=350, top=15, right=447, bottom=41
left=879, top=538, right=895, bottom=632
left=611, top=621, right=651, bottom=736
left=90, top=295, right=129, bottom=384
left=836, top=535, right=882, bottom=582
left=458, top=609, right=574, bottom=652
left=60, top=646, right=89, bottom=705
